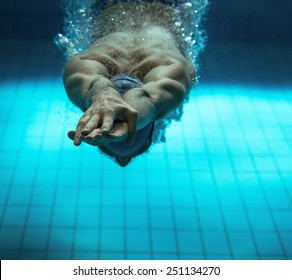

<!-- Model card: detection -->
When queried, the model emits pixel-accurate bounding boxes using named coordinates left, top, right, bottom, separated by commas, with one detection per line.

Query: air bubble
left=183, top=3, right=193, bottom=8
left=55, top=0, right=209, bottom=67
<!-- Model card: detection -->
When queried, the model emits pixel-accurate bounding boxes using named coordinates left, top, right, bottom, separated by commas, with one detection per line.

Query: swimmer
left=62, top=1, right=195, bottom=166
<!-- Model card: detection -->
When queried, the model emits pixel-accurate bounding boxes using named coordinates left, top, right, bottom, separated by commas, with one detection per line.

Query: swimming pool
left=0, top=39, right=291, bottom=260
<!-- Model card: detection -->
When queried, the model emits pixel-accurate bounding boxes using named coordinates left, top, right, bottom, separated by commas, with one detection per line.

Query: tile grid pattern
left=0, top=41, right=291, bottom=259
left=0, top=0, right=61, bottom=39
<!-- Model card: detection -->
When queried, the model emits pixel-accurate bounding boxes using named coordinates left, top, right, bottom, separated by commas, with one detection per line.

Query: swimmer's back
left=79, top=26, right=191, bottom=80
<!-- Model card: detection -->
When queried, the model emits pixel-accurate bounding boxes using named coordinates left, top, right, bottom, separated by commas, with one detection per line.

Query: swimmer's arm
left=63, top=55, right=115, bottom=111
left=123, top=60, right=193, bottom=127
left=63, top=55, right=138, bottom=145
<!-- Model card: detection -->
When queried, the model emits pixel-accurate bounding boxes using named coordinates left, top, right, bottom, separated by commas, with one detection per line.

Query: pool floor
left=0, top=40, right=291, bottom=260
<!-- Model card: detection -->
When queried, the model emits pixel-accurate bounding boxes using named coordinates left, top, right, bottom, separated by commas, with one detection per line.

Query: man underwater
left=62, top=1, right=199, bottom=166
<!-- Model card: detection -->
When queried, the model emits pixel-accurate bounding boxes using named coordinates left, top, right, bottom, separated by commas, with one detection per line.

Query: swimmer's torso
left=78, top=26, right=192, bottom=81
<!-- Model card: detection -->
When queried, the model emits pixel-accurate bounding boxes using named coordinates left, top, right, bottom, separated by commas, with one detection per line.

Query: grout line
left=180, top=114, right=208, bottom=259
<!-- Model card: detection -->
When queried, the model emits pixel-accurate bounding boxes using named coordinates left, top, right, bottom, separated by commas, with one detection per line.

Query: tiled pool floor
left=0, top=40, right=291, bottom=260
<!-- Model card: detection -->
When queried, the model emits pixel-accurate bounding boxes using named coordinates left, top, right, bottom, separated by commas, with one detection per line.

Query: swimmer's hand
left=68, top=91, right=138, bottom=146
left=68, top=122, right=129, bottom=146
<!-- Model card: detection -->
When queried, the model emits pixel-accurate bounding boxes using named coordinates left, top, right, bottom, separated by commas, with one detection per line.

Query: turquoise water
left=0, top=41, right=291, bottom=260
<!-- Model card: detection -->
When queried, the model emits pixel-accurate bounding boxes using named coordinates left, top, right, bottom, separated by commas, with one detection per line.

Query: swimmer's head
left=99, top=122, right=154, bottom=167
left=98, top=74, right=155, bottom=167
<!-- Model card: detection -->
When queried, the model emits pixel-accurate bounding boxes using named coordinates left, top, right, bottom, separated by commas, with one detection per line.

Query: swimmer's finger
left=100, top=114, right=114, bottom=135
left=76, top=114, right=91, bottom=131
left=84, top=128, right=103, bottom=139
left=68, top=130, right=76, bottom=141
left=124, top=111, right=138, bottom=145
left=83, top=132, right=126, bottom=146
left=108, top=122, right=128, bottom=139
left=73, top=133, right=82, bottom=146
left=74, top=114, right=91, bottom=145
left=68, top=130, right=83, bottom=146
left=81, top=114, right=100, bottom=135
left=83, top=129, right=111, bottom=146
